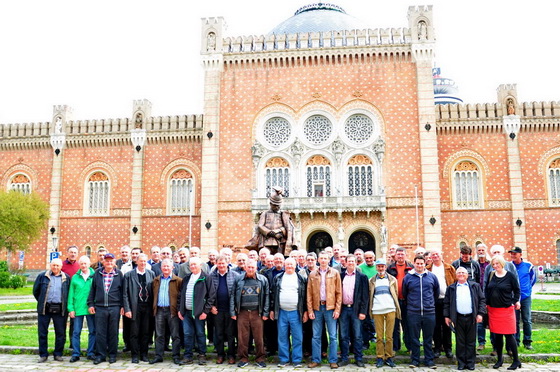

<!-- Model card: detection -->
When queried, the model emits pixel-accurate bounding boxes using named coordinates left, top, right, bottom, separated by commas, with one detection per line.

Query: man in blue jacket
left=402, top=255, right=440, bottom=369
left=509, top=247, right=536, bottom=349
left=33, top=258, right=70, bottom=363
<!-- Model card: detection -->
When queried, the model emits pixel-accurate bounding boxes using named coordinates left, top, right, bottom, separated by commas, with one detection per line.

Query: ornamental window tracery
left=306, top=155, right=331, bottom=197
left=548, top=158, right=560, bottom=206
left=347, top=155, right=373, bottom=196
left=303, top=115, right=332, bottom=146
left=10, top=174, right=31, bottom=194
left=453, top=161, right=481, bottom=209
left=263, top=117, right=291, bottom=148
left=87, top=172, right=110, bottom=216
left=169, top=169, right=194, bottom=215
left=265, top=158, right=290, bottom=197
left=344, top=114, right=374, bottom=145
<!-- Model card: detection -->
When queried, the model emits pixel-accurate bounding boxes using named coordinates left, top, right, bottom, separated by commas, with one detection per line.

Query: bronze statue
left=247, top=186, right=295, bottom=256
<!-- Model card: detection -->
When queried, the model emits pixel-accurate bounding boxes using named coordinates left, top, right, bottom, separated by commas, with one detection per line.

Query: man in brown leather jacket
left=306, top=251, right=342, bottom=369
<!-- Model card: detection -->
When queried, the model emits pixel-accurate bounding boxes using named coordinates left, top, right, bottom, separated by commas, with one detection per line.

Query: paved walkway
left=0, top=353, right=559, bottom=371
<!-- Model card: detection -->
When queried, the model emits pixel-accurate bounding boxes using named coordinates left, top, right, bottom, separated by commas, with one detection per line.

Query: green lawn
left=532, top=299, right=560, bottom=312
left=0, top=285, right=33, bottom=296
left=0, top=302, right=35, bottom=312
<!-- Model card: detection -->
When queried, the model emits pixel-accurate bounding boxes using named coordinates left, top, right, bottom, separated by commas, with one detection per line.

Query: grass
left=0, top=302, right=35, bottom=311
left=532, top=299, right=560, bottom=312
left=0, top=285, right=33, bottom=296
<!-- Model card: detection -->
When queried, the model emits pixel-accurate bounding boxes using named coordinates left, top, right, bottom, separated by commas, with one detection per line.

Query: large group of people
left=33, top=241, right=535, bottom=370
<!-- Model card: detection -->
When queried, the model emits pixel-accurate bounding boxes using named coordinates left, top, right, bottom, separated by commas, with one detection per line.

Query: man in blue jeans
left=338, top=254, right=368, bottom=367
left=509, top=247, right=536, bottom=350
left=307, top=251, right=342, bottom=369
left=402, top=255, right=440, bottom=369
left=178, top=257, right=215, bottom=365
left=270, top=258, right=308, bottom=368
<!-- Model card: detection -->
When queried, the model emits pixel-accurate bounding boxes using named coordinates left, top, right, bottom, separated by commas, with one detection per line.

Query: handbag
left=46, top=302, right=62, bottom=314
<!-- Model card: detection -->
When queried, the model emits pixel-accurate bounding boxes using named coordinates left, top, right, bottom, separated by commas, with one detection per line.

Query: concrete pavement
left=0, top=353, right=560, bottom=371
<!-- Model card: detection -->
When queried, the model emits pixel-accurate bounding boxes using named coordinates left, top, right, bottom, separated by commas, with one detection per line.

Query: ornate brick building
left=1, top=4, right=560, bottom=269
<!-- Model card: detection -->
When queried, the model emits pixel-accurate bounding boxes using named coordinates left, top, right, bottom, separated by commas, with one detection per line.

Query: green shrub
left=0, top=261, right=8, bottom=273
left=0, top=272, right=26, bottom=289
left=8, top=275, right=26, bottom=289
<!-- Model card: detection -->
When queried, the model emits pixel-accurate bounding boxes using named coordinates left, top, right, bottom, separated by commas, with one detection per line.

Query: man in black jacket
left=444, top=267, right=486, bottom=371
left=87, top=253, right=124, bottom=364
left=269, top=257, right=308, bottom=368
left=338, top=254, right=368, bottom=367
left=123, top=253, right=155, bottom=363
left=178, top=257, right=215, bottom=365
left=33, top=258, right=70, bottom=363
left=209, top=255, right=239, bottom=364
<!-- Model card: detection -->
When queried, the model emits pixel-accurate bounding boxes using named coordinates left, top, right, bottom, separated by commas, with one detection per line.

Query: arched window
left=87, top=172, right=110, bottom=216
left=548, top=158, right=560, bottom=206
left=348, top=155, right=373, bottom=196
left=168, top=169, right=194, bottom=215
left=453, top=161, right=482, bottom=209
left=306, top=155, right=331, bottom=197
left=10, top=174, right=31, bottom=194
left=85, top=246, right=92, bottom=258
left=265, top=157, right=290, bottom=197
left=459, top=241, right=468, bottom=249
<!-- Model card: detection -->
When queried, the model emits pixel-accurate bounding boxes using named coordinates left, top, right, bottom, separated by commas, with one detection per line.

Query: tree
left=0, top=190, right=49, bottom=253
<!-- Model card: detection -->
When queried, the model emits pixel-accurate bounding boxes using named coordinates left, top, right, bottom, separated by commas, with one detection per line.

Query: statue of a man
left=255, top=186, right=295, bottom=256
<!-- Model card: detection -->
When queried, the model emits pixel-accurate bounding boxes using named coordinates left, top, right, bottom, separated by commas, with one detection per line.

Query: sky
left=0, top=0, right=558, bottom=124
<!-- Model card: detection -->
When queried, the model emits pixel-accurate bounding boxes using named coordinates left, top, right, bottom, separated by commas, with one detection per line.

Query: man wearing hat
left=368, top=258, right=400, bottom=368
left=256, top=186, right=295, bottom=255
left=508, top=246, right=536, bottom=350
left=88, top=253, right=124, bottom=364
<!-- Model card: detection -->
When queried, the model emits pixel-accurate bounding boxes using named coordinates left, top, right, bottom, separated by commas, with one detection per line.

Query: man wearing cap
left=443, top=267, right=486, bottom=371
left=87, top=253, right=124, bottom=364
left=256, top=186, right=295, bottom=255
left=509, top=246, right=536, bottom=350
left=369, top=258, right=400, bottom=368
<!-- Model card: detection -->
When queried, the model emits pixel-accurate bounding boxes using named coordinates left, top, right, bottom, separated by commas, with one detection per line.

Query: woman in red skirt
left=485, top=255, right=521, bottom=370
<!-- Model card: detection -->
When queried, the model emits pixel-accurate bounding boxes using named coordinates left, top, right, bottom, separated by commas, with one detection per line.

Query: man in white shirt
left=270, top=258, right=308, bottom=368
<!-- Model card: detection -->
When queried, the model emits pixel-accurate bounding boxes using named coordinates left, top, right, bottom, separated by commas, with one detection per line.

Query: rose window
left=303, top=115, right=332, bottom=146
left=344, top=114, right=374, bottom=144
left=263, top=117, right=291, bottom=147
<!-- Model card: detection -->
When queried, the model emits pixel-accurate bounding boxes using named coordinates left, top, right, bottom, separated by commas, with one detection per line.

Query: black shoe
left=434, top=351, right=441, bottom=358
left=507, top=361, right=522, bottom=370
left=53, top=356, right=63, bottom=362
left=140, top=355, right=149, bottom=362
left=458, top=367, right=465, bottom=371
left=386, top=358, right=396, bottom=368
left=181, top=358, right=193, bottom=365
left=409, top=361, right=420, bottom=368
left=337, top=359, right=349, bottom=367
left=173, top=358, right=182, bottom=365
left=468, top=367, right=475, bottom=371
left=524, top=344, right=533, bottom=350
left=93, top=358, right=106, bottom=365
left=131, top=357, right=139, bottom=363
left=376, top=358, right=384, bottom=368
left=356, top=360, right=365, bottom=368
left=38, top=356, right=48, bottom=363
left=70, top=356, right=80, bottom=363
left=87, top=355, right=95, bottom=361
left=109, top=357, right=116, bottom=363
left=493, top=359, right=503, bottom=369
left=149, top=357, right=163, bottom=364
left=445, top=350, right=453, bottom=359
left=198, top=355, right=207, bottom=365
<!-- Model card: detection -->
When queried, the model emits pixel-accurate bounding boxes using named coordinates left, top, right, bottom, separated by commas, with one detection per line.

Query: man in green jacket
left=67, top=256, right=96, bottom=362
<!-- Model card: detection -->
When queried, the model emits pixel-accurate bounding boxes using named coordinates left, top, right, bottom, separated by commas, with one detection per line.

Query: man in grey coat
left=123, top=253, right=156, bottom=363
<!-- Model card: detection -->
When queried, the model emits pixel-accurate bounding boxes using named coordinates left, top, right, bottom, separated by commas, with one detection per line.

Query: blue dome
left=270, top=3, right=369, bottom=35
